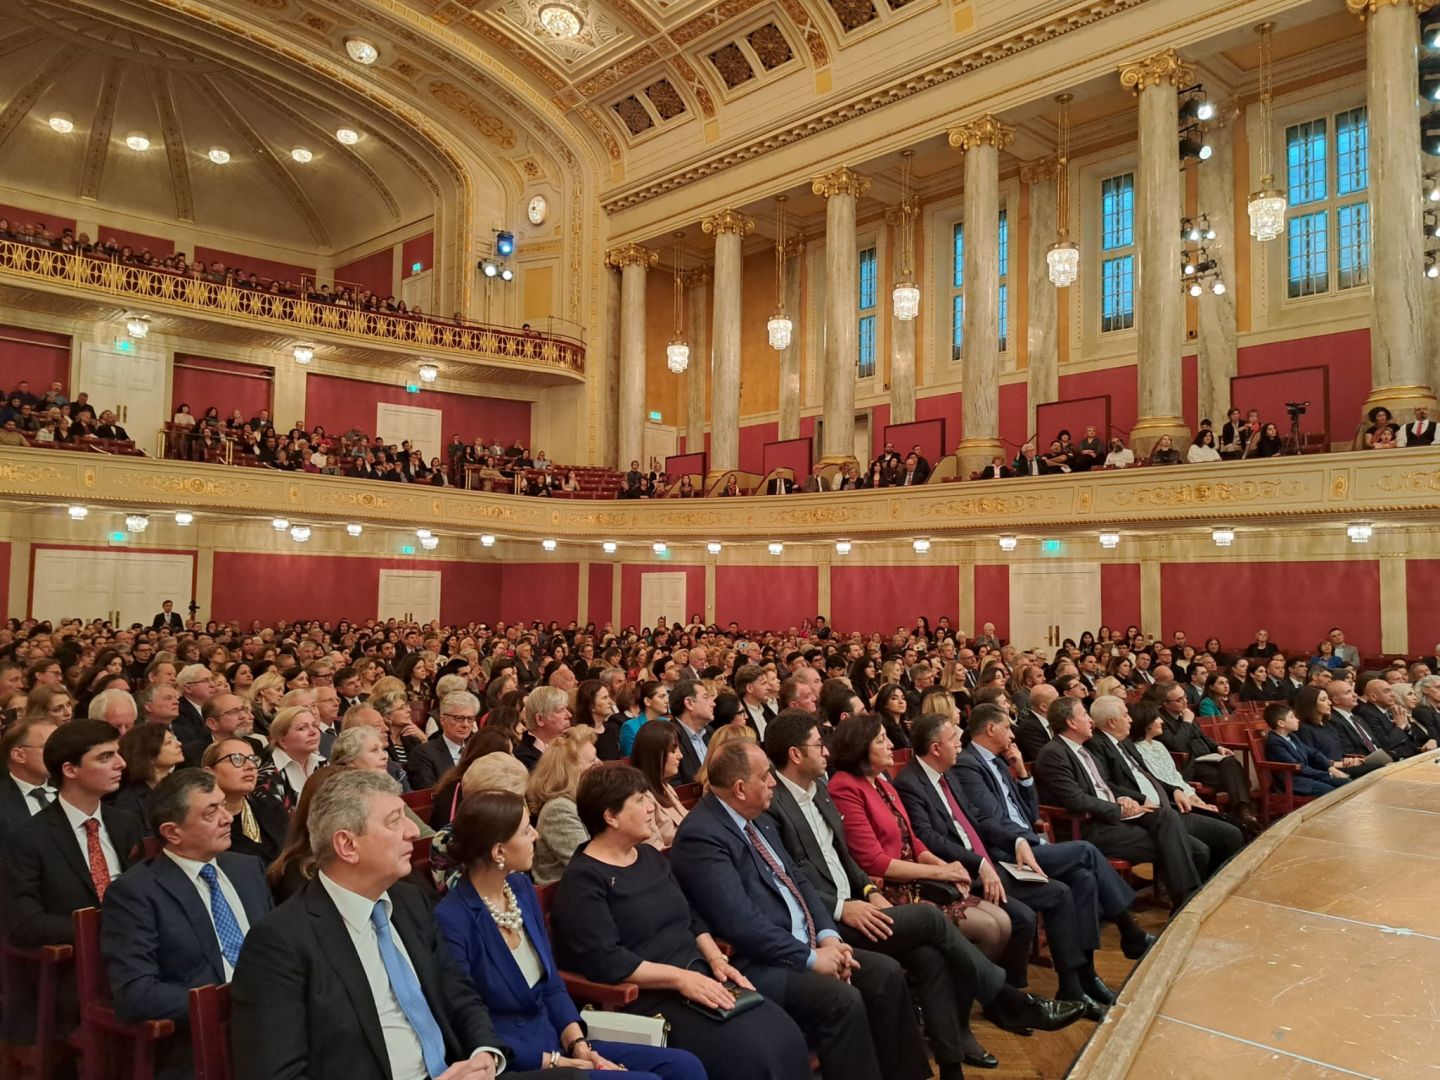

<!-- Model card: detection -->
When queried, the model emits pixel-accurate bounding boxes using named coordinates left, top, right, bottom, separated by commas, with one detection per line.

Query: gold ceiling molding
left=700, top=208, right=756, bottom=236
left=671, top=56, right=717, bottom=119
left=601, top=0, right=1146, bottom=213
left=1345, top=0, right=1439, bottom=14
left=778, top=0, right=830, bottom=68
left=144, top=67, right=196, bottom=224
left=577, top=104, right=623, bottom=160
left=429, top=81, right=518, bottom=149
left=1118, top=46, right=1194, bottom=94
left=605, top=242, right=659, bottom=268
left=811, top=166, right=871, bottom=199
left=79, top=59, right=123, bottom=202
left=947, top=114, right=1015, bottom=151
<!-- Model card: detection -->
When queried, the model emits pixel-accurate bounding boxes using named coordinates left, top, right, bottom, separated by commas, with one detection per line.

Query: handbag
left=580, top=1008, right=670, bottom=1046
left=683, top=983, right=766, bottom=1022
left=915, top=879, right=965, bottom=906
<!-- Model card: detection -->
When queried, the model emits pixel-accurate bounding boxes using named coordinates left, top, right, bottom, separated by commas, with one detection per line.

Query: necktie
left=83, top=818, right=111, bottom=900
left=370, top=901, right=449, bottom=1080
left=1075, top=745, right=1116, bottom=802
left=28, top=787, right=51, bottom=811
left=199, top=864, right=246, bottom=968
left=990, top=756, right=1031, bottom=829
left=744, top=822, right=815, bottom=947
left=1341, top=712, right=1376, bottom=752
left=938, top=776, right=990, bottom=862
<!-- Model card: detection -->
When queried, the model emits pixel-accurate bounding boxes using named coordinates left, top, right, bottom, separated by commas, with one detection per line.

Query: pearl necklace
left=481, top=880, right=525, bottom=934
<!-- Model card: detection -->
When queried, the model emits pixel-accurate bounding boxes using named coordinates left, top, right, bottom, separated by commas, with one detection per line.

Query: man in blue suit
left=102, top=768, right=273, bottom=1078
left=669, top=740, right=930, bottom=1080
left=951, top=704, right=1155, bottom=961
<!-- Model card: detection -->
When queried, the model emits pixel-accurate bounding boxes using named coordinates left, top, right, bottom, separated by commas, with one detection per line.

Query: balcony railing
left=0, top=239, right=585, bottom=376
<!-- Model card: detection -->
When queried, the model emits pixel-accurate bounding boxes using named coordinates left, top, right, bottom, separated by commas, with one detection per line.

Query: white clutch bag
left=580, top=1007, right=670, bottom=1047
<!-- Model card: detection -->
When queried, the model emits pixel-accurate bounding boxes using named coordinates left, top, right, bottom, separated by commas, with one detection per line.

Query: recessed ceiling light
left=293, top=344, right=315, bottom=364
left=335, top=128, right=361, bottom=145
left=912, top=538, right=931, bottom=554
left=207, top=147, right=230, bottom=165
left=538, top=3, right=583, bottom=38
left=290, top=147, right=313, bottom=164
left=48, top=113, right=74, bottom=134
left=125, top=514, right=149, bottom=533
left=998, top=534, right=1018, bottom=552
left=125, top=132, right=150, bottom=152
left=418, top=364, right=438, bottom=383
left=124, top=313, right=150, bottom=338
left=290, top=524, right=312, bottom=543
left=345, top=37, right=379, bottom=64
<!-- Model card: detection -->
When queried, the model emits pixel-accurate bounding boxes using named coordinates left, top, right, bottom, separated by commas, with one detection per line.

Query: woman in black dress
left=550, top=765, right=811, bottom=1080
left=203, top=737, right=289, bottom=863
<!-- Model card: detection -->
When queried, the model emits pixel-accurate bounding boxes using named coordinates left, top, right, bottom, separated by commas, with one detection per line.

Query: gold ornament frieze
left=812, top=167, right=871, bottom=200
left=947, top=115, right=1015, bottom=152
left=112, top=471, right=270, bottom=500
left=930, top=494, right=1062, bottom=517
left=0, top=462, right=67, bottom=487
left=1108, top=478, right=1302, bottom=509
left=1118, top=48, right=1194, bottom=94
left=1375, top=469, right=1440, bottom=494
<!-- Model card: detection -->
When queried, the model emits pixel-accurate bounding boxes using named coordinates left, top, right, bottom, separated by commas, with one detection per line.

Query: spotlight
left=652, top=541, right=667, bottom=555
left=768, top=542, right=784, bottom=556
left=480, top=260, right=499, bottom=278
left=496, top=231, right=515, bottom=257
left=174, top=511, right=193, bottom=526
left=346, top=523, right=363, bottom=537
left=1188, top=282, right=1203, bottom=297
left=290, top=524, right=311, bottom=543
left=835, top=540, right=852, bottom=555
left=542, top=538, right=557, bottom=551
left=500, top=267, right=514, bottom=282
left=707, top=541, right=723, bottom=554
left=1424, top=55, right=1440, bottom=102
left=272, top=517, right=289, bottom=531
left=420, top=535, right=439, bottom=551
left=1347, top=521, right=1373, bottom=544
left=1099, top=530, right=1121, bottom=549
left=1179, top=131, right=1212, bottom=162
left=1423, top=112, right=1440, bottom=157
left=1183, top=261, right=1197, bottom=276
left=480, top=534, right=496, bottom=547
left=125, top=313, right=151, bottom=338
left=998, top=534, right=1018, bottom=552
left=1211, top=279, right=1227, bottom=295
left=418, top=364, right=438, bottom=384
left=125, top=514, right=149, bottom=533
left=1182, top=218, right=1202, bottom=243
left=1426, top=8, right=1440, bottom=50
left=912, top=538, right=931, bottom=554
left=1178, top=90, right=1215, bottom=124
left=48, top=113, right=74, bottom=134
left=1211, top=527, right=1235, bottom=547
left=602, top=541, right=618, bottom=554
left=1428, top=254, right=1439, bottom=280
left=293, top=344, right=315, bottom=364
left=68, top=505, right=88, bottom=520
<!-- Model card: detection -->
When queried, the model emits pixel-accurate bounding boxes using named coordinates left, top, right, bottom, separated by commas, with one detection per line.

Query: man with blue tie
left=230, top=768, right=578, bottom=1080
left=101, top=769, right=273, bottom=1078
left=952, top=704, right=1156, bottom=960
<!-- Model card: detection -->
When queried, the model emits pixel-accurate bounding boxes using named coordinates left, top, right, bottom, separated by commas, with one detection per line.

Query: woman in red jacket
left=826, top=714, right=1012, bottom=962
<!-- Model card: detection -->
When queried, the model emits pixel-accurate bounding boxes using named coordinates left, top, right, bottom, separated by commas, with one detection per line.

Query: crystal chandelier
left=1048, top=93, right=1079, bottom=287
left=667, top=231, right=689, bottom=374
left=1248, top=23, right=1286, bottom=242
left=768, top=196, right=793, bottom=350
left=892, top=151, right=920, bottom=320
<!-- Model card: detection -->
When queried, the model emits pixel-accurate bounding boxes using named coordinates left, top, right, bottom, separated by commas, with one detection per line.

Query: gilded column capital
left=947, top=115, right=1016, bottom=152
left=678, top=267, right=711, bottom=288
left=811, top=166, right=871, bottom=199
left=1119, top=48, right=1195, bottom=94
left=1347, top=0, right=1438, bottom=15
left=780, top=235, right=807, bottom=258
left=1018, top=157, right=1059, bottom=184
left=884, top=196, right=920, bottom=226
left=700, top=209, right=756, bottom=237
left=605, top=244, right=658, bottom=270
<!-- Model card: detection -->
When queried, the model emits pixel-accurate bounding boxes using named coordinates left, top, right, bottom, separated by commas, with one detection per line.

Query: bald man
left=1014, top=684, right=1057, bottom=761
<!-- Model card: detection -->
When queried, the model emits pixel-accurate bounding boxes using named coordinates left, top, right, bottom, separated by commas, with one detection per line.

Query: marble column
left=1022, top=158, right=1060, bottom=437
left=886, top=203, right=918, bottom=425
left=682, top=267, right=710, bottom=452
left=812, top=167, right=871, bottom=465
left=1196, top=104, right=1239, bottom=428
left=702, top=209, right=754, bottom=478
left=1353, top=0, right=1439, bottom=416
left=605, top=244, right=656, bottom=471
left=778, top=238, right=805, bottom=439
left=1122, top=49, right=1191, bottom=455
left=602, top=266, right=622, bottom=468
left=949, top=116, right=1013, bottom=475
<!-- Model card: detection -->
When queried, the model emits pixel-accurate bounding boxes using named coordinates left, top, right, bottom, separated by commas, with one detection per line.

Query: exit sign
left=648, top=410, right=662, bottom=422
left=405, top=383, right=421, bottom=394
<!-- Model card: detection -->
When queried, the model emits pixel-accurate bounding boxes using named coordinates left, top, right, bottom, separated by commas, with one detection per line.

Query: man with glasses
left=405, top=691, right=478, bottom=791
left=0, top=718, right=57, bottom=846
left=1150, top=682, right=1259, bottom=833
left=184, top=693, right=263, bottom=767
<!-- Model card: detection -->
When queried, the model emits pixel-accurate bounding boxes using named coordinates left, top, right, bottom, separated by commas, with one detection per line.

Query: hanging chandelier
left=1048, top=93, right=1079, bottom=287
left=892, top=151, right=920, bottom=320
left=667, top=231, right=689, bottom=374
left=1248, top=22, right=1286, bottom=242
left=768, top=195, right=793, bottom=350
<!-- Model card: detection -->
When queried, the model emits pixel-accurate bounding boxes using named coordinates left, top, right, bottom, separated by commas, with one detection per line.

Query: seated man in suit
left=896, top=452, right=929, bottom=486
left=1033, top=696, right=1205, bottom=909
left=1012, top=443, right=1050, bottom=477
left=101, top=769, right=273, bottom=1078
left=1149, top=682, right=1259, bottom=832
left=515, top=686, right=572, bottom=772
left=407, top=691, right=479, bottom=790
left=0, top=717, right=57, bottom=847
left=762, top=713, right=1082, bottom=1076
left=1262, top=702, right=1351, bottom=797
left=1356, top=674, right=1435, bottom=758
left=670, top=679, right=713, bottom=785
left=897, top=711, right=1112, bottom=1015
left=1087, top=696, right=1243, bottom=877
left=764, top=472, right=796, bottom=494
left=230, top=768, right=578, bottom=1080
left=1014, top=683, right=1057, bottom=762
left=669, top=741, right=931, bottom=1080
left=183, top=692, right=263, bottom=767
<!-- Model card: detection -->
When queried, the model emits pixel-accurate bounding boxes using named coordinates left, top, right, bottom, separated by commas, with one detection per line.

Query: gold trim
left=1346, top=0, right=1438, bottom=15
left=700, top=209, right=756, bottom=237
left=1018, top=157, right=1059, bottom=184
left=605, top=244, right=659, bottom=269
left=811, top=167, right=871, bottom=199
left=1118, top=47, right=1194, bottom=94
left=947, top=115, right=1015, bottom=152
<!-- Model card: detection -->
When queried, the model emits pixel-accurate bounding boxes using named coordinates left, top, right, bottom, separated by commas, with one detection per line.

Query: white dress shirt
left=1100, top=731, right=1163, bottom=805
left=164, top=850, right=251, bottom=980
left=916, top=758, right=974, bottom=851
left=776, top=772, right=852, bottom=918
left=271, top=748, right=324, bottom=797
left=442, top=737, right=464, bottom=766
left=743, top=701, right=769, bottom=739
left=11, top=773, right=54, bottom=814
left=318, top=873, right=506, bottom=1079
left=59, top=795, right=120, bottom=878
left=1060, top=736, right=1115, bottom=803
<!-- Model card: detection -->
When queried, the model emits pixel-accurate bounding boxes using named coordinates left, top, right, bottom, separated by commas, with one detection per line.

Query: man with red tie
left=1400, top=405, right=1436, bottom=446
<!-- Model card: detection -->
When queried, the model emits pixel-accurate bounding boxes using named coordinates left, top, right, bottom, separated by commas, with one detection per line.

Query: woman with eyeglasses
left=203, top=736, right=290, bottom=863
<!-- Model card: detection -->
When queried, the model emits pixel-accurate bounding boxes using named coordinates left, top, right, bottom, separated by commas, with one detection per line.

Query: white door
left=32, top=549, right=193, bottom=626
left=853, top=414, right=871, bottom=466
left=77, top=343, right=166, bottom=453
left=377, top=570, right=442, bottom=624
left=375, top=402, right=442, bottom=461
left=642, top=424, right=677, bottom=474
left=638, top=572, right=687, bottom=630
left=1008, top=563, right=1101, bottom=653
left=401, top=270, right=431, bottom=313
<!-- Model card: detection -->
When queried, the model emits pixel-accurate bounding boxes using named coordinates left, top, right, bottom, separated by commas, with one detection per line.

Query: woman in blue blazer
left=435, top=790, right=706, bottom=1079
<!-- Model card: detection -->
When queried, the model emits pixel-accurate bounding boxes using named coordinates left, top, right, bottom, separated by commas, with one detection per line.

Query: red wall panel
left=402, top=233, right=434, bottom=279
left=1061, top=366, right=1137, bottom=440
left=97, top=226, right=173, bottom=258
left=303, top=373, right=531, bottom=454
left=193, top=247, right=314, bottom=285
left=1238, top=330, right=1369, bottom=444
left=0, top=204, right=74, bottom=235
left=1406, top=560, right=1440, bottom=657
left=336, top=249, right=395, bottom=297
left=439, top=562, right=500, bottom=626
left=1000, top=382, right=1028, bottom=453
left=1100, top=563, right=1141, bottom=634
left=714, top=566, right=817, bottom=631
left=761, top=438, right=812, bottom=484
left=0, top=326, right=69, bottom=396
left=588, top=564, right=614, bottom=628
left=171, top=356, right=272, bottom=421
left=619, top=564, right=705, bottom=628
left=737, top=421, right=778, bottom=475
left=497, top=563, right=578, bottom=625
left=972, top=565, right=1010, bottom=641
left=1160, top=560, right=1380, bottom=657
left=830, top=565, right=960, bottom=634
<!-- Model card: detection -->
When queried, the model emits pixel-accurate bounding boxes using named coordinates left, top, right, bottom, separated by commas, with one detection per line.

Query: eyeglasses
left=440, top=713, right=477, bottom=723
left=218, top=753, right=261, bottom=768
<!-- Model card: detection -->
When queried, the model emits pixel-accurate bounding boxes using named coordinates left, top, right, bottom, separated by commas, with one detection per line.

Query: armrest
left=560, top=971, right=639, bottom=1008
left=7, top=943, right=74, bottom=965
left=1038, top=804, right=1090, bottom=842
left=85, top=1003, right=176, bottom=1041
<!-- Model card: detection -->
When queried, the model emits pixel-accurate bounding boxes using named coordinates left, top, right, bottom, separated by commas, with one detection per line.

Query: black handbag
left=684, top=983, right=766, bottom=1022
left=915, top=879, right=965, bottom=906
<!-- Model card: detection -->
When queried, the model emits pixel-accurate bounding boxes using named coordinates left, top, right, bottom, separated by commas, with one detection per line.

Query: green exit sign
left=648, top=410, right=662, bottom=422
left=1042, top=539, right=1062, bottom=554
left=412, top=261, right=423, bottom=273
left=401, top=544, right=416, bottom=555
left=405, top=383, right=421, bottom=394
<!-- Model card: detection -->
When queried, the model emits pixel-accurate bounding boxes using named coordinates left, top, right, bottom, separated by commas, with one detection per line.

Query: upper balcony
left=0, top=239, right=586, bottom=387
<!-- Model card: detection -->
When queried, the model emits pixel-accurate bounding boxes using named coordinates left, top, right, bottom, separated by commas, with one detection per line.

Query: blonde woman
left=526, top=725, right=599, bottom=887
left=245, top=670, right=286, bottom=735
left=694, top=724, right=756, bottom=789
left=258, top=705, right=325, bottom=811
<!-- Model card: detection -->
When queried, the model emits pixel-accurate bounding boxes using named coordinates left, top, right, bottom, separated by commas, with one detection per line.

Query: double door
left=1008, top=563, right=1101, bottom=652
left=378, top=570, right=441, bottom=624
left=32, top=549, right=194, bottom=626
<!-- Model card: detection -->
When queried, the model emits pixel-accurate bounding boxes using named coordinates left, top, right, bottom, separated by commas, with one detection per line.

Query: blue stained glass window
left=1101, top=174, right=1134, bottom=251
left=1287, top=210, right=1329, bottom=298
left=1286, top=119, right=1327, bottom=206
left=1101, top=256, right=1134, bottom=332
